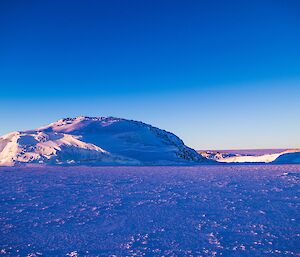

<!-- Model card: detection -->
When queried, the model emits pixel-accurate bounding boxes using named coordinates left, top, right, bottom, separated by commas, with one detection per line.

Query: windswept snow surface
left=0, top=165, right=299, bottom=256
left=0, top=116, right=208, bottom=166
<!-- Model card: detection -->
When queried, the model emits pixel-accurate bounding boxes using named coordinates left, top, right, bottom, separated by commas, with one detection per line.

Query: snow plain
left=0, top=165, right=299, bottom=256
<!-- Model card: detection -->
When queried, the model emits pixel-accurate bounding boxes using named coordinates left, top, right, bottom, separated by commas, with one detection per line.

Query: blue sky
left=0, top=0, right=299, bottom=149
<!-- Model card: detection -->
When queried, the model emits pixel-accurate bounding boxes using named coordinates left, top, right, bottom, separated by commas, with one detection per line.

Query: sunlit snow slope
left=0, top=116, right=208, bottom=166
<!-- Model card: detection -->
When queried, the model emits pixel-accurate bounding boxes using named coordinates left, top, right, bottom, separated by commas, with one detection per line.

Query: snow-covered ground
left=0, top=165, right=299, bottom=256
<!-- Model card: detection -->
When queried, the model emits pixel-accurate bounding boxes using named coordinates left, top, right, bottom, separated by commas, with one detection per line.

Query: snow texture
left=0, top=165, right=299, bottom=256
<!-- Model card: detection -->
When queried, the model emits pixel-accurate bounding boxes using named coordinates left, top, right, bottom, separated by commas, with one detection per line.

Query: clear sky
left=0, top=0, right=299, bottom=149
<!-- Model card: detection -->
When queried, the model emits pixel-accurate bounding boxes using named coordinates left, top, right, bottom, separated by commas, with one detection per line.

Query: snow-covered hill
left=199, top=149, right=300, bottom=164
left=271, top=150, right=300, bottom=164
left=0, top=116, right=209, bottom=166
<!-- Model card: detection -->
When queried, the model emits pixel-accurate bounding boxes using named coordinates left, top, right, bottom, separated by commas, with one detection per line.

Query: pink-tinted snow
left=0, top=165, right=299, bottom=256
